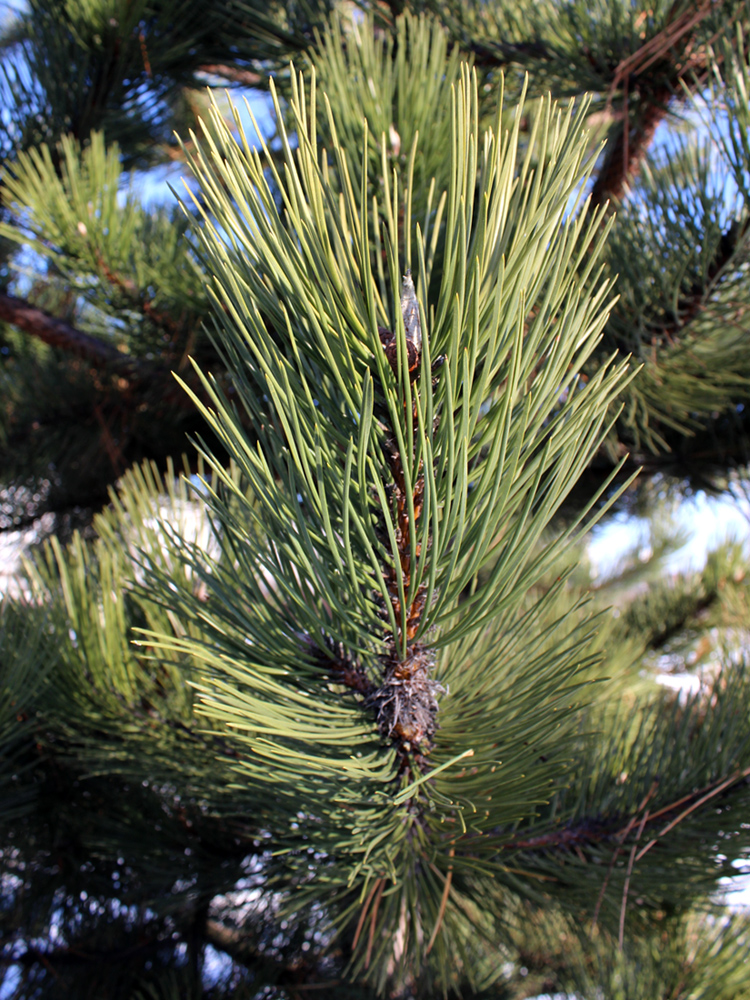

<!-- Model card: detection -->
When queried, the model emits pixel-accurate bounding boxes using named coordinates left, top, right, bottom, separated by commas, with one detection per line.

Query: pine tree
left=3, top=2, right=750, bottom=997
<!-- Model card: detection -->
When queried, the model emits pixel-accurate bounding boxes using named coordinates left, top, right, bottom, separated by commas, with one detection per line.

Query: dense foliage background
left=3, top=1, right=750, bottom=997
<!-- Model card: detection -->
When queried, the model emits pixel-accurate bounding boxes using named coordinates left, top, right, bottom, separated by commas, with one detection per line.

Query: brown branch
left=635, top=763, right=750, bottom=862
left=95, top=254, right=184, bottom=345
left=618, top=808, right=649, bottom=949
left=301, top=634, right=376, bottom=699
left=93, top=401, right=126, bottom=475
left=371, top=300, right=439, bottom=768
left=331, top=661, right=376, bottom=696
left=590, top=1, right=716, bottom=207
left=655, top=216, right=750, bottom=343
left=198, top=63, right=263, bottom=88
left=426, top=845, right=455, bottom=955
left=4, top=920, right=330, bottom=986
left=138, top=27, right=152, bottom=78
left=2, top=935, right=163, bottom=968
left=352, top=878, right=382, bottom=951
left=0, top=292, right=124, bottom=367
left=608, top=2, right=715, bottom=87
left=365, top=877, right=386, bottom=970
left=373, top=0, right=407, bottom=22
left=0, top=291, right=211, bottom=413
left=501, top=824, right=611, bottom=852
left=590, top=85, right=672, bottom=207
left=639, top=590, right=718, bottom=653
left=592, top=781, right=658, bottom=930
left=204, top=919, right=262, bottom=961
left=205, top=919, right=343, bottom=991
left=503, top=768, right=750, bottom=856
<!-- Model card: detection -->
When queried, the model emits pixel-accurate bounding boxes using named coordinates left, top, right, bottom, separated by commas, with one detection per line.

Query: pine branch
left=208, top=920, right=343, bottom=988
left=2, top=916, right=272, bottom=976
left=0, top=896, right=279, bottom=975
left=373, top=0, right=409, bottom=21
left=590, top=1, right=718, bottom=207
left=466, top=36, right=553, bottom=68
left=500, top=765, right=750, bottom=857
left=656, top=217, right=750, bottom=341
left=204, top=919, right=262, bottom=962
left=367, top=278, right=440, bottom=772
left=0, top=292, right=124, bottom=367
left=589, top=84, right=672, bottom=208
left=416, top=2, right=553, bottom=65
left=0, top=291, right=207, bottom=411
left=2, top=936, right=165, bottom=968
left=94, top=253, right=190, bottom=358
left=640, top=591, right=717, bottom=652
left=197, top=63, right=263, bottom=87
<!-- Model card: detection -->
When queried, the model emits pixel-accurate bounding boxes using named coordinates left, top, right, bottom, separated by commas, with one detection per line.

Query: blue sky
left=589, top=490, right=750, bottom=578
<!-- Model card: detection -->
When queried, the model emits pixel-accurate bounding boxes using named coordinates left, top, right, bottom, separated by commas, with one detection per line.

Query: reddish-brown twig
left=426, top=845, right=455, bottom=955
left=635, top=764, right=750, bottom=863
left=618, top=808, right=650, bottom=949
left=592, top=781, right=658, bottom=931
left=352, top=877, right=382, bottom=951
left=365, top=878, right=386, bottom=969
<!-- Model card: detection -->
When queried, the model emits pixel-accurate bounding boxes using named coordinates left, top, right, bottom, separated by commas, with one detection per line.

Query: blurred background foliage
left=2, top=1, right=750, bottom=997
